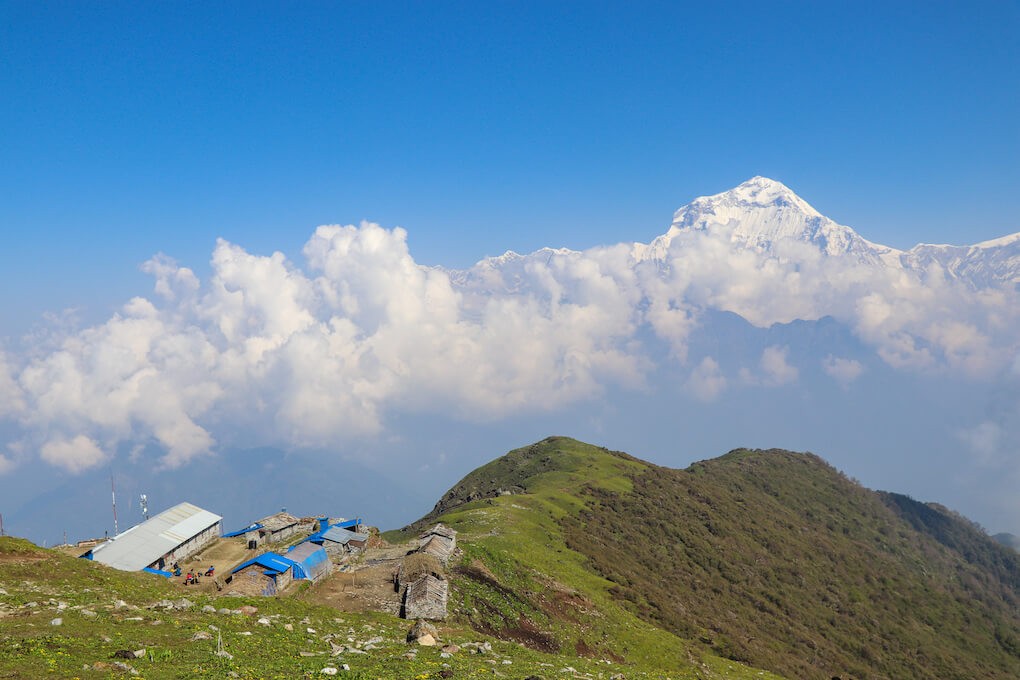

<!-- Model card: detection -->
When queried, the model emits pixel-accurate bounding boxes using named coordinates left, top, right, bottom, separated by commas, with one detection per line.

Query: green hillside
left=4, top=436, right=1017, bottom=679
left=412, top=437, right=1020, bottom=680
left=401, top=436, right=784, bottom=678
left=1, top=448, right=776, bottom=680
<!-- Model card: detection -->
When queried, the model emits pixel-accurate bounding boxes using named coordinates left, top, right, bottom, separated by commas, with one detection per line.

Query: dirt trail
left=300, top=541, right=412, bottom=615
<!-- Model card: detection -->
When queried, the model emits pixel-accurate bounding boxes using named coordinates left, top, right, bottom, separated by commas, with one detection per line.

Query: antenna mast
left=110, top=473, right=119, bottom=536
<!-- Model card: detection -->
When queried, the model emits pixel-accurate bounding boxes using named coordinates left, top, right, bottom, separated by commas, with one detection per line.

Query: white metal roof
left=88, top=502, right=222, bottom=571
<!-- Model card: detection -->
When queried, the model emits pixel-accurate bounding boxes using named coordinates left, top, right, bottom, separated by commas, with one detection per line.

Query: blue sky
left=1, top=3, right=1019, bottom=540
left=2, top=1, right=1018, bottom=333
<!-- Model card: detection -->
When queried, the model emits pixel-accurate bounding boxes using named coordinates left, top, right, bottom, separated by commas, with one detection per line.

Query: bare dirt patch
left=299, top=541, right=411, bottom=615
left=172, top=537, right=252, bottom=593
left=471, top=612, right=560, bottom=653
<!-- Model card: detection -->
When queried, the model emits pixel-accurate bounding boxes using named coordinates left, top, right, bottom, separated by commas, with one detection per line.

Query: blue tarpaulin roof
left=231, top=553, right=297, bottom=576
left=142, top=567, right=173, bottom=578
left=223, top=523, right=264, bottom=538
left=285, top=542, right=331, bottom=581
left=301, top=517, right=363, bottom=545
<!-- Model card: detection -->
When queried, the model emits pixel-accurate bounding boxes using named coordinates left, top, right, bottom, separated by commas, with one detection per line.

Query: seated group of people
left=171, top=562, right=214, bottom=584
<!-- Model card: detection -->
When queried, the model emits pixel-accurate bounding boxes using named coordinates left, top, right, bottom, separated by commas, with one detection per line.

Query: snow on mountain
left=455, top=176, right=1018, bottom=291
left=640, top=176, right=898, bottom=266
left=900, top=234, right=1020, bottom=289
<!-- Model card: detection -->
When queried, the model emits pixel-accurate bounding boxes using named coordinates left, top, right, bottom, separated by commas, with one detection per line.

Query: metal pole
left=111, top=473, right=119, bottom=536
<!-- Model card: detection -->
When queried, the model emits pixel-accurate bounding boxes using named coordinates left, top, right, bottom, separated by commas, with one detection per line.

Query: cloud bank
left=1, top=212, right=1016, bottom=474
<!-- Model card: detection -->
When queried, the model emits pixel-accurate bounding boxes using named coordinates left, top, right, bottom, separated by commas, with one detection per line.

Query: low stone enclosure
left=396, top=523, right=458, bottom=620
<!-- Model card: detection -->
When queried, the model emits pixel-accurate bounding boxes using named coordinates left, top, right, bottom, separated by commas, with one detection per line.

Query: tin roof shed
left=318, top=526, right=370, bottom=545
left=85, top=502, right=222, bottom=572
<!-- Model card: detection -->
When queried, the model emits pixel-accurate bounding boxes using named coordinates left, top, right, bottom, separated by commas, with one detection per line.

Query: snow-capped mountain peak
left=452, top=177, right=1018, bottom=291
left=696, top=175, right=822, bottom=218
left=644, top=176, right=895, bottom=262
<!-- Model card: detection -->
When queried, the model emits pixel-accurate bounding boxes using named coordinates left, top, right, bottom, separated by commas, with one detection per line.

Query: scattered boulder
left=442, top=644, right=460, bottom=654
left=406, top=620, right=438, bottom=644
left=201, top=605, right=216, bottom=613
left=173, top=598, right=194, bottom=610
left=50, top=617, right=62, bottom=626
left=417, top=634, right=437, bottom=647
left=191, top=631, right=213, bottom=641
left=321, top=668, right=338, bottom=676
left=111, top=649, right=145, bottom=659
left=256, top=617, right=271, bottom=626
left=81, top=609, right=98, bottom=618
left=111, top=661, right=136, bottom=673
left=239, top=605, right=258, bottom=616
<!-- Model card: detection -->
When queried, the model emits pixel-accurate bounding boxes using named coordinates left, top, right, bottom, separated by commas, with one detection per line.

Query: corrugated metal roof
left=319, top=526, right=369, bottom=544
left=88, top=502, right=222, bottom=571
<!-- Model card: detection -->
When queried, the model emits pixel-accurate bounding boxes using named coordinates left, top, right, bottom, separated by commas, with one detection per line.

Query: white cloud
left=822, top=355, right=864, bottom=386
left=686, top=357, right=727, bottom=402
left=759, top=346, right=798, bottom=386
left=39, top=435, right=106, bottom=473
left=1, top=217, right=1016, bottom=474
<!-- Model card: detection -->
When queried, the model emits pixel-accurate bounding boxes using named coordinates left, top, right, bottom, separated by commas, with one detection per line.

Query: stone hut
left=403, top=574, right=449, bottom=620
left=418, top=524, right=457, bottom=566
left=227, top=553, right=296, bottom=596
left=313, top=526, right=370, bottom=561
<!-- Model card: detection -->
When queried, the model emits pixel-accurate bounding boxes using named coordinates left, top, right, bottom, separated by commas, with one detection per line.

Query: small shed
left=285, top=542, right=333, bottom=582
left=313, top=526, right=370, bottom=560
left=228, top=553, right=296, bottom=597
left=223, top=511, right=301, bottom=550
left=403, top=574, right=449, bottom=620
left=418, top=524, right=457, bottom=566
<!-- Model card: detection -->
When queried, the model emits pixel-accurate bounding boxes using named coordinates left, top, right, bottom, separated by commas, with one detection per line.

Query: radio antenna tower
left=110, top=473, right=119, bottom=536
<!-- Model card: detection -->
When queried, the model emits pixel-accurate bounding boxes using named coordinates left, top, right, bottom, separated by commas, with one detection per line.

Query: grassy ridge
left=406, top=437, right=786, bottom=679
left=561, top=448, right=1020, bottom=679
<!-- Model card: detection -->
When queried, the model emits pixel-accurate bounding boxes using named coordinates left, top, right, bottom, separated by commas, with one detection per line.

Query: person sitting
left=205, top=565, right=215, bottom=577
left=173, top=566, right=182, bottom=577
left=184, top=570, right=195, bottom=585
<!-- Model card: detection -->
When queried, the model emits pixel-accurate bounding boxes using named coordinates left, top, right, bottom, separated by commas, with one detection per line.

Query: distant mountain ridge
left=452, top=177, right=1019, bottom=290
